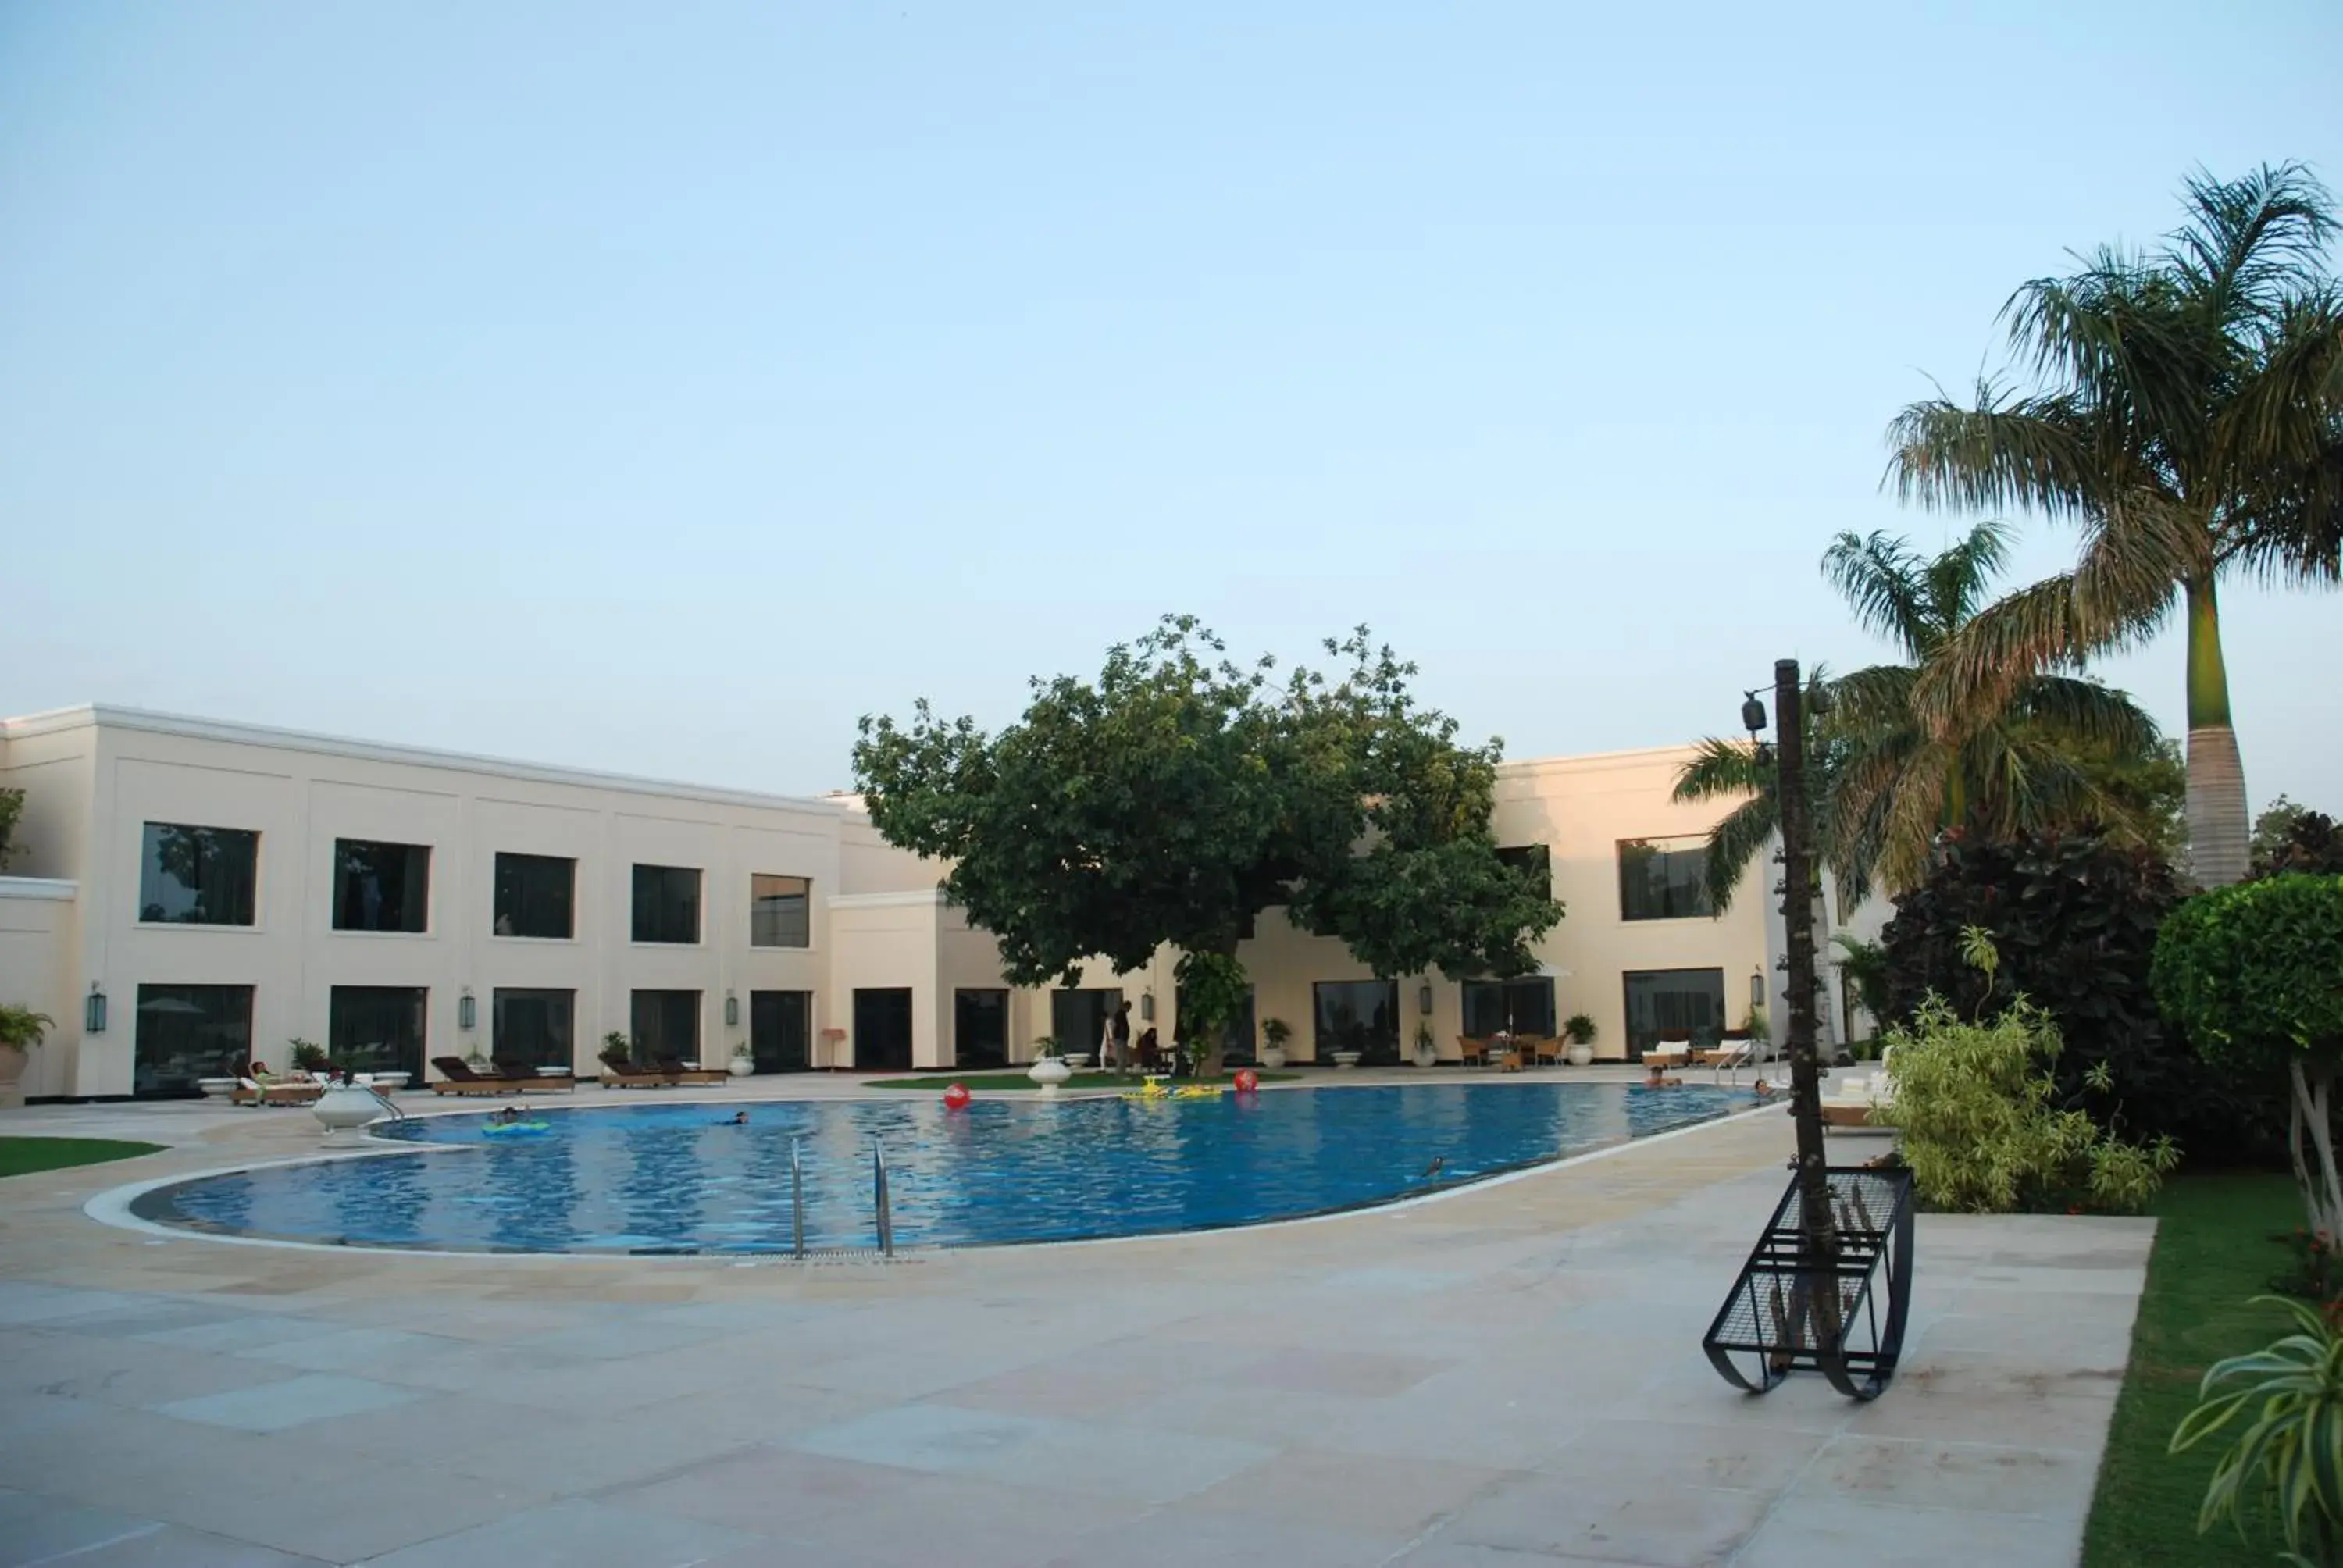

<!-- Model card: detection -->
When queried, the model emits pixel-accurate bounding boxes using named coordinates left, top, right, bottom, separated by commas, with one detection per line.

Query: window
left=1622, top=968, right=1727, bottom=1058
left=138, top=822, right=258, bottom=925
left=1462, top=977, right=1556, bottom=1037
left=954, top=989, right=1008, bottom=1069
left=493, top=988, right=574, bottom=1072
left=332, top=839, right=430, bottom=933
left=1496, top=843, right=1552, bottom=901
left=1618, top=837, right=1714, bottom=921
left=750, top=874, right=811, bottom=948
left=853, top=988, right=914, bottom=1071
left=1050, top=988, right=1123, bottom=1060
left=751, top=991, right=812, bottom=1073
left=1313, top=980, right=1400, bottom=1064
left=629, top=989, right=701, bottom=1064
left=329, top=986, right=428, bottom=1080
left=133, top=984, right=253, bottom=1097
left=494, top=853, right=574, bottom=939
left=631, top=864, right=701, bottom=944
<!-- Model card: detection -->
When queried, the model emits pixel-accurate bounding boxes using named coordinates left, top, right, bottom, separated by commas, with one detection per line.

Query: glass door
left=751, top=991, right=812, bottom=1073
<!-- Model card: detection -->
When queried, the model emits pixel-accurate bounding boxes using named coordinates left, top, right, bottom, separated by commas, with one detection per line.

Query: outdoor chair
left=601, top=1060, right=682, bottom=1089
left=1528, top=1035, right=1560, bottom=1067
left=1455, top=1035, right=1489, bottom=1067
left=429, top=1057, right=536, bottom=1096
left=654, top=1057, right=730, bottom=1086
left=493, top=1057, right=575, bottom=1092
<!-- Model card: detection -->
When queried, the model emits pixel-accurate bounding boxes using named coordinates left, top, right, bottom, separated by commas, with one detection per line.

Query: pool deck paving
left=0, top=1073, right=2150, bottom=1566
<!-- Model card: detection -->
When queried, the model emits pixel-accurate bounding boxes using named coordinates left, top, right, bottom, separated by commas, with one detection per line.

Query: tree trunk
left=2183, top=576, right=2249, bottom=887
left=2289, top=1058, right=2343, bottom=1245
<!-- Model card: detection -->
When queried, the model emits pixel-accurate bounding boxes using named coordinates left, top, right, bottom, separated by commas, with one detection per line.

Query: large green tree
left=851, top=617, right=1561, bottom=1067
left=1673, top=523, right=2166, bottom=908
left=1888, top=164, right=2343, bottom=886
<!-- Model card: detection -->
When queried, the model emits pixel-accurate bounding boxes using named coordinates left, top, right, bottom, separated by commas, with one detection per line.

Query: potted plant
left=290, top=1039, right=331, bottom=1076
left=1260, top=1017, right=1291, bottom=1070
left=1414, top=1021, right=1439, bottom=1069
left=0, top=1003, right=52, bottom=1108
left=598, top=1032, right=634, bottom=1073
left=1025, top=1037, right=1072, bottom=1092
left=729, top=1040, right=754, bottom=1077
left=1563, top=1013, right=1596, bottom=1067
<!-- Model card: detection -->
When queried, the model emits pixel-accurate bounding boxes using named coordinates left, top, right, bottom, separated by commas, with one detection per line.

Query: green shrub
left=2170, top=1295, right=2343, bottom=1564
left=1884, top=996, right=2177, bottom=1214
left=1883, top=830, right=2274, bottom=1162
left=2155, top=875, right=2343, bottom=1244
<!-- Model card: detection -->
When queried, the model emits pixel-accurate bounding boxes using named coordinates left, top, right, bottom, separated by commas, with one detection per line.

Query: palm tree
left=1821, top=522, right=2163, bottom=892
left=1887, top=164, right=2342, bottom=886
left=1674, top=523, right=2164, bottom=909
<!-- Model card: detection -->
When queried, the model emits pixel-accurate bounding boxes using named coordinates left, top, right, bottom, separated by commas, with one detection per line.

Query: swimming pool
left=130, top=1083, right=1753, bottom=1253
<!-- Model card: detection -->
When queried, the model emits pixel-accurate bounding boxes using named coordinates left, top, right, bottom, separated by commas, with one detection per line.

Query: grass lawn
left=0, top=1136, right=166, bottom=1179
left=2082, top=1171, right=2300, bottom=1566
left=867, top=1071, right=1300, bottom=1092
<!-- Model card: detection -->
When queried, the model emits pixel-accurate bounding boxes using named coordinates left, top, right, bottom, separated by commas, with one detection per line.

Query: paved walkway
left=0, top=1084, right=2149, bottom=1566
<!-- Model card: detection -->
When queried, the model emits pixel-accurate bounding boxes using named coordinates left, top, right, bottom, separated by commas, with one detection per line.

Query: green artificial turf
left=0, top=1136, right=166, bottom=1178
left=2081, top=1171, right=2302, bottom=1566
left=866, top=1071, right=1300, bottom=1092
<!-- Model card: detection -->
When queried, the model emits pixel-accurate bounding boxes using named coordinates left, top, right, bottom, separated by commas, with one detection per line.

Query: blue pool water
left=134, top=1083, right=1752, bottom=1253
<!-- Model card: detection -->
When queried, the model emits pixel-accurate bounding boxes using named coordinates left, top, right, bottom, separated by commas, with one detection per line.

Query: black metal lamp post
left=1700, top=659, right=1914, bottom=1402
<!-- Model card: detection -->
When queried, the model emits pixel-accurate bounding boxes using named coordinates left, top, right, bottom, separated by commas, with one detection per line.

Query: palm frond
left=1885, top=387, right=2100, bottom=519
left=1823, top=531, right=1936, bottom=660
left=1671, top=737, right=1766, bottom=803
left=1701, top=796, right=1778, bottom=914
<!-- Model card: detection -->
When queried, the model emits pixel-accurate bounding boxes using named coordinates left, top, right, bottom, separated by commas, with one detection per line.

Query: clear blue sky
left=5, top=2, right=2338, bottom=809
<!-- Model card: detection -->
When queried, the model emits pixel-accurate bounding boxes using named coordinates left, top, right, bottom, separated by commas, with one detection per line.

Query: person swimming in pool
left=1643, top=1063, right=1682, bottom=1089
left=494, top=1104, right=530, bottom=1124
left=719, top=1110, right=748, bottom=1126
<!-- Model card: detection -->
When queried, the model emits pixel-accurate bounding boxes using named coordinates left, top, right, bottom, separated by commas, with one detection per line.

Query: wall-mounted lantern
left=1139, top=992, right=1154, bottom=1022
left=84, top=983, right=107, bottom=1035
left=458, top=988, right=476, bottom=1031
left=1418, top=982, right=1434, bottom=1017
left=724, top=991, right=740, bottom=1028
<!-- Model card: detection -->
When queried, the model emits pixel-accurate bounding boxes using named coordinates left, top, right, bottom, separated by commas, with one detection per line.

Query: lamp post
left=1760, top=659, right=1842, bottom=1342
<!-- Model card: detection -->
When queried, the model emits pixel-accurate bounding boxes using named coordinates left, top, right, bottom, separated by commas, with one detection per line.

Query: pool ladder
left=783, top=1135, right=896, bottom=1260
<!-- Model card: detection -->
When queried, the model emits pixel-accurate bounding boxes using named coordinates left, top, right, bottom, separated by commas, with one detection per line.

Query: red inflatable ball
left=942, top=1082, right=972, bottom=1111
left=1232, top=1069, right=1259, bottom=1094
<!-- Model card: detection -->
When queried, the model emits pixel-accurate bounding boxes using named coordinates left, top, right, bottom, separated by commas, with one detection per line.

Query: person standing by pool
left=1109, top=1000, right=1133, bottom=1074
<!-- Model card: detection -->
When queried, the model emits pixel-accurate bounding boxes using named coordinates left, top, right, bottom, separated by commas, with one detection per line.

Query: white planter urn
left=1330, top=1050, right=1363, bottom=1070
left=1027, top=1057, right=1072, bottom=1095
left=313, top=1082, right=387, bottom=1146
left=1260, top=1046, right=1287, bottom=1070
left=1567, top=1042, right=1594, bottom=1067
left=729, top=1056, right=754, bottom=1078
left=1414, top=1044, right=1439, bottom=1069
left=196, top=1077, right=240, bottom=1101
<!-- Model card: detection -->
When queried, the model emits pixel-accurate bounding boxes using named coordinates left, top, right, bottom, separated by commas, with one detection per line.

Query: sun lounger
left=428, top=1057, right=537, bottom=1096
left=1821, top=1047, right=1898, bottom=1131
left=600, top=1060, right=682, bottom=1089
left=231, top=1074, right=323, bottom=1107
left=654, top=1057, right=730, bottom=1086
left=492, top=1058, right=575, bottom=1092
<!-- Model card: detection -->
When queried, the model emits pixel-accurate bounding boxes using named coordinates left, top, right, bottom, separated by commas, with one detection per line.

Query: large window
left=1622, top=968, right=1727, bottom=1058
left=629, top=989, right=701, bottom=1064
left=1050, top=988, right=1122, bottom=1060
left=954, top=989, right=1008, bottom=1069
left=751, top=991, right=812, bottom=1073
left=1497, top=843, right=1552, bottom=901
left=134, top=984, right=253, bottom=1097
left=494, top=853, right=574, bottom=939
left=1313, top=980, right=1400, bottom=1065
left=631, top=864, right=701, bottom=944
left=138, top=822, right=258, bottom=926
left=1618, top=837, right=1714, bottom=921
left=329, top=985, right=428, bottom=1081
left=332, top=839, right=430, bottom=933
left=853, top=988, right=915, bottom=1072
left=493, top=988, right=574, bottom=1072
left=1462, top=977, right=1556, bottom=1037
left=750, top=874, right=811, bottom=949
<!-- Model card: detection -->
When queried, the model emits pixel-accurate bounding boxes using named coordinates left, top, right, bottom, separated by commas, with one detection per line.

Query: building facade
left=1, top=705, right=1781, bottom=1099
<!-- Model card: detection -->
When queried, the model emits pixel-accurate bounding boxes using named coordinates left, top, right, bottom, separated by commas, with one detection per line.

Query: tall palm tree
left=1674, top=523, right=2165, bottom=909
left=1887, top=164, right=2342, bottom=886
